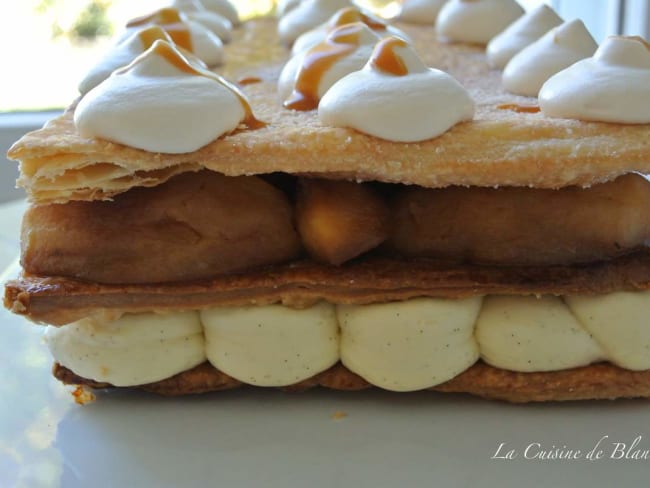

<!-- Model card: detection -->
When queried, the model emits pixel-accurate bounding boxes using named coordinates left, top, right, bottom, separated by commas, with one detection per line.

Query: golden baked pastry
left=9, top=19, right=650, bottom=204
left=6, top=16, right=650, bottom=402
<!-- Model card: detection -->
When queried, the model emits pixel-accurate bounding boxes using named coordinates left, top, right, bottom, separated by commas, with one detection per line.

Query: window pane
left=0, top=0, right=274, bottom=112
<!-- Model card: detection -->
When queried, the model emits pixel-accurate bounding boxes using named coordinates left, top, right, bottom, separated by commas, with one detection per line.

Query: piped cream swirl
left=291, top=6, right=409, bottom=55
left=45, top=290, right=650, bottom=390
left=279, top=23, right=382, bottom=110
left=487, top=4, right=563, bottom=69
left=121, top=7, right=224, bottom=66
left=319, top=37, right=475, bottom=142
left=436, top=0, right=524, bottom=45
left=75, top=40, right=262, bottom=154
left=502, top=19, right=597, bottom=97
left=45, top=311, right=205, bottom=387
left=539, top=36, right=650, bottom=123
left=79, top=26, right=188, bottom=95
left=172, top=0, right=233, bottom=43
left=278, top=0, right=352, bottom=46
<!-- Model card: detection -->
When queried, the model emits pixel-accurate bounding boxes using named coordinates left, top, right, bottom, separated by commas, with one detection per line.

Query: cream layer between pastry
left=46, top=290, right=650, bottom=391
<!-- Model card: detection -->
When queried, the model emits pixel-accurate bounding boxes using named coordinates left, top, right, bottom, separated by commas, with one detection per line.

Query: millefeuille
left=5, top=0, right=650, bottom=402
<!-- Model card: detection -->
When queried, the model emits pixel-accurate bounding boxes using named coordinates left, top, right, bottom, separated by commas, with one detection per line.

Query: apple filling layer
left=21, top=171, right=650, bottom=284
left=45, top=290, right=650, bottom=391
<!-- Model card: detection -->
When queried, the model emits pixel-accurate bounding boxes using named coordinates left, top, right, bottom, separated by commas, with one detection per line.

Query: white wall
left=553, top=0, right=621, bottom=41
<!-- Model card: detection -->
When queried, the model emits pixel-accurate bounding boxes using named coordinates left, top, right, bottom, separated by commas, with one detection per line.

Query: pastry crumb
left=71, top=386, right=96, bottom=405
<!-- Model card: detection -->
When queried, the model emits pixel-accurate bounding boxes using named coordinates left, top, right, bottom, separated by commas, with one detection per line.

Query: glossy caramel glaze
left=284, top=23, right=367, bottom=111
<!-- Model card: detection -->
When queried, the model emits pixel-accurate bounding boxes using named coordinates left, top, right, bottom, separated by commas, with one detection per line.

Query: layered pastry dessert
left=5, top=0, right=650, bottom=402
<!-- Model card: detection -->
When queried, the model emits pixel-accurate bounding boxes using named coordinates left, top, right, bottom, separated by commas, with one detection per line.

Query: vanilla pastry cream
left=539, top=36, right=650, bottom=124
left=46, top=291, right=650, bottom=389
left=339, top=297, right=482, bottom=391
left=566, top=291, right=650, bottom=370
left=503, top=19, right=597, bottom=97
left=201, top=303, right=339, bottom=386
left=476, top=296, right=604, bottom=372
left=486, top=4, right=563, bottom=69
left=119, top=7, right=224, bottom=66
left=399, top=0, right=446, bottom=25
left=278, top=0, right=352, bottom=46
left=45, top=311, right=205, bottom=386
left=279, top=23, right=382, bottom=108
left=319, top=37, right=475, bottom=141
left=75, top=40, right=252, bottom=154
left=171, top=0, right=233, bottom=43
left=436, top=0, right=524, bottom=45
left=291, top=7, right=409, bottom=55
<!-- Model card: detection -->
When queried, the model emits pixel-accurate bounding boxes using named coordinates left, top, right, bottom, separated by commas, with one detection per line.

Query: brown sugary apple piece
left=296, top=179, right=389, bottom=265
left=388, top=173, right=650, bottom=266
left=21, top=171, right=302, bottom=284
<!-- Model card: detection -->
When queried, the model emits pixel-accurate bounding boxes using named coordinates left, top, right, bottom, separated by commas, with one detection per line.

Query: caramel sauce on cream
left=370, top=37, right=409, bottom=76
left=284, top=23, right=367, bottom=111
left=140, top=41, right=266, bottom=130
left=137, top=26, right=170, bottom=50
left=238, top=76, right=263, bottom=85
left=127, top=8, right=193, bottom=52
left=329, top=7, right=387, bottom=32
left=620, top=35, right=650, bottom=52
left=497, top=103, right=541, bottom=113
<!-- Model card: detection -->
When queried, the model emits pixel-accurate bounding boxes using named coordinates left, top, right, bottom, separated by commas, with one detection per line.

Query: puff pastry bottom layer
left=53, top=361, right=650, bottom=403
left=7, top=253, right=650, bottom=326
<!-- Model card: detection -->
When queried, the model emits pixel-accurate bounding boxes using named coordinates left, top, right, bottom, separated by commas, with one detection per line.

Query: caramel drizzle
left=137, top=26, right=171, bottom=50
left=329, top=7, right=387, bottom=32
left=497, top=103, right=541, bottom=114
left=370, top=37, right=409, bottom=76
left=284, top=23, right=366, bottom=112
left=127, top=8, right=193, bottom=52
left=618, top=35, right=650, bottom=52
left=238, top=76, right=263, bottom=86
left=147, top=41, right=266, bottom=130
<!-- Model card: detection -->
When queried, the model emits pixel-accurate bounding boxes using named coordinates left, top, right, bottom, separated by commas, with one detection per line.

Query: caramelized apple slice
left=296, top=179, right=389, bottom=265
left=22, top=171, right=302, bottom=284
left=388, top=173, right=650, bottom=266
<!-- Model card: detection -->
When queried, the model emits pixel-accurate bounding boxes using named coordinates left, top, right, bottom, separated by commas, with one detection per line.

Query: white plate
left=1, top=260, right=649, bottom=488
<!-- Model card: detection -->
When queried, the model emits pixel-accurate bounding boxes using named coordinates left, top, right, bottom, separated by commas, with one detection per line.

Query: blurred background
left=0, top=0, right=648, bottom=201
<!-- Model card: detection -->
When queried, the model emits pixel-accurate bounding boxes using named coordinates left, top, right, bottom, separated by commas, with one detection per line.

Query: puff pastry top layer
left=9, top=18, right=650, bottom=204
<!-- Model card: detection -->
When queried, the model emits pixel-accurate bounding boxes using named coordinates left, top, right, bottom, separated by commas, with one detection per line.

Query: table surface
left=1, top=198, right=649, bottom=488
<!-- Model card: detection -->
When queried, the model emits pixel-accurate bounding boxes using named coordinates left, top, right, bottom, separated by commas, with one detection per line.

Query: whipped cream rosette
left=487, top=4, right=563, bottom=69
left=278, top=0, right=352, bottom=46
left=279, top=23, right=383, bottom=110
left=540, top=36, right=650, bottom=124
left=75, top=40, right=261, bottom=154
left=171, top=0, right=233, bottom=43
left=292, top=6, right=409, bottom=55
left=436, top=0, right=524, bottom=45
left=79, top=26, right=199, bottom=95
left=119, top=7, right=224, bottom=66
left=503, top=19, right=597, bottom=97
left=319, top=37, right=475, bottom=141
